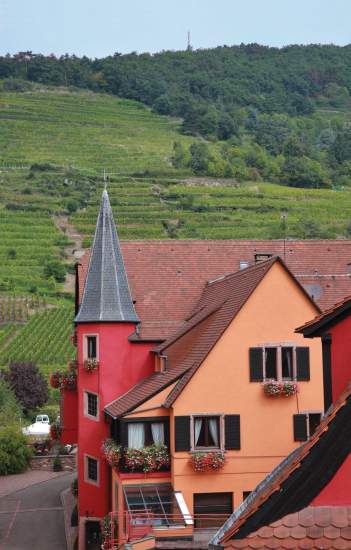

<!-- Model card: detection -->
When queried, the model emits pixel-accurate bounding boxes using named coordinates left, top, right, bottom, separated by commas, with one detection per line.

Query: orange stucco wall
left=171, top=262, right=323, bottom=512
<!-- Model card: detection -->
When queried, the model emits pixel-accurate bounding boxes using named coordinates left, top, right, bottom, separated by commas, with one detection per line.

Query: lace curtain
left=209, top=418, right=219, bottom=447
left=128, top=423, right=145, bottom=449
left=194, top=418, right=203, bottom=445
left=151, top=422, right=164, bottom=445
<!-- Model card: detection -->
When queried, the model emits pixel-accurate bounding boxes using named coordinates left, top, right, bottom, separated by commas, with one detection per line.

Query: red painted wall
left=312, top=454, right=351, bottom=506
left=329, top=315, right=351, bottom=401
left=61, top=389, right=78, bottom=445
left=76, top=322, right=154, bottom=520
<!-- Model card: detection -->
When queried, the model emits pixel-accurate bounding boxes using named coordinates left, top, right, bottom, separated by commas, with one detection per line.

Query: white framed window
left=262, top=345, right=296, bottom=381
left=84, top=454, right=99, bottom=486
left=84, top=391, right=99, bottom=421
left=190, top=414, right=224, bottom=451
left=83, top=334, right=99, bottom=361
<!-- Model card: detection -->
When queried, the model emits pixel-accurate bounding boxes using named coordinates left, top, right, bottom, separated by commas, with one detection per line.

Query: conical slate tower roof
left=75, top=190, right=139, bottom=323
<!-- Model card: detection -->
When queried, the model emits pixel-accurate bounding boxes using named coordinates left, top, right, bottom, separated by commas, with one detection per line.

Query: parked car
left=22, top=414, right=50, bottom=436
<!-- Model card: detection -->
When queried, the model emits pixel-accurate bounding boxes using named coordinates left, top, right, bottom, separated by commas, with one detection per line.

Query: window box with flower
left=50, top=369, right=77, bottom=390
left=190, top=451, right=225, bottom=472
left=83, top=358, right=99, bottom=372
left=102, top=439, right=121, bottom=468
left=263, top=379, right=298, bottom=397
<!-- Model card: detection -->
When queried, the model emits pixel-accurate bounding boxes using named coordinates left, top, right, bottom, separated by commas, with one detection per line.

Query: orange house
left=103, top=256, right=324, bottom=546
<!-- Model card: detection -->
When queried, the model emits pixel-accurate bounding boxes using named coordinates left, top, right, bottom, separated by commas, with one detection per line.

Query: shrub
left=53, top=455, right=62, bottom=471
left=43, top=259, right=66, bottom=283
left=3, top=362, right=48, bottom=413
left=0, top=427, right=33, bottom=475
left=71, top=477, right=78, bottom=497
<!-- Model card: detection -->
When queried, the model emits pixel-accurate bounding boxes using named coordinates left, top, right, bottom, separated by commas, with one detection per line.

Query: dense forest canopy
left=2, top=44, right=351, bottom=187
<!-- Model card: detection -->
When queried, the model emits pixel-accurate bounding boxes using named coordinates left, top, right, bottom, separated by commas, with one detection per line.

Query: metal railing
left=105, top=510, right=231, bottom=547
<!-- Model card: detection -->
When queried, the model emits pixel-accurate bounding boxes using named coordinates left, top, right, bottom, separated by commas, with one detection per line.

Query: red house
left=210, top=298, right=351, bottom=550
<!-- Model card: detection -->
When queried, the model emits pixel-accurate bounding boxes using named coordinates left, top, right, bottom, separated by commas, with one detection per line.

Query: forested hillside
left=2, top=45, right=351, bottom=186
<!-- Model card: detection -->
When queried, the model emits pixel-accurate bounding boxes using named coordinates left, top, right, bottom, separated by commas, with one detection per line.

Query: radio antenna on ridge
left=187, top=31, right=192, bottom=52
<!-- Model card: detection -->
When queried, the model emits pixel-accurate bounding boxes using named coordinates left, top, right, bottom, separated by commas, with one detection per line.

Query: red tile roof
left=78, top=240, right=351, bottom=340
left=225, top=507, right=351, bottom=549
left=210, top=383, right=351, bottom=547
left=105, top=257, right=316, bottom=418
left=296, top=294, right=351, bottom=336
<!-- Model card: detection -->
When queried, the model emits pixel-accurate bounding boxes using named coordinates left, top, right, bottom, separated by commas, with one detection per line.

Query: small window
left=265, top=348, right=277, bottom=380
left=85, top=392, right=98, bottom=418
left=194, top=416, right=220, bottom=449
left=282, top=347, right=293, bottom=380
left=127, top=421, right=165, bottom=449
left=308, top=413, right=322, bottom=437
left=86, top=456, right=98, bottom=484
left=243, top=491, right=251, bottom=501
left=87, top=336, right=97, bottom=359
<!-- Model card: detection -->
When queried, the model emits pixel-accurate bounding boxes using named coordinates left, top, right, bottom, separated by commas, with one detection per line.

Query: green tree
left=189, top=142, right=211, bottom=174
left=282, top=156, right=330, bottom=188
left=332, top=129, right=351, bottom=163
left=0, top=427, right=32, bottom=475
left=44, top=259, right=66, bottom=283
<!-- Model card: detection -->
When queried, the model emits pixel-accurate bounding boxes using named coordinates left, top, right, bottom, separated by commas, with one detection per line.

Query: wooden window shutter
left=296, top=347, right=310, bottom=381
left=225, top=415, right=241, bottom=450
left=293, top=414, right=307, bottom=441
left=174, top=416, right=190, bottom=452
left=249, top=348, right=263, bottom=382
left=120, top=421, right=128, bottom=447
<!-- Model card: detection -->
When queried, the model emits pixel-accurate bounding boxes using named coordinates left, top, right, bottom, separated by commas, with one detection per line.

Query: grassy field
left=1, top=87, right=351, bottom=368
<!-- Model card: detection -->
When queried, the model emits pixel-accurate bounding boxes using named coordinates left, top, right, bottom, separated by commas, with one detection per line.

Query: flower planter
left=124, top=445, right=170, bottom=473
left=83, top=358, right=99, bottom=372
left=50, top=369, right=77, bottom=390
left=263, top=380, right=298, bottom=397
left=102, top=439, right=121, bottom=468
left=190, top=451, right=225, bottom=472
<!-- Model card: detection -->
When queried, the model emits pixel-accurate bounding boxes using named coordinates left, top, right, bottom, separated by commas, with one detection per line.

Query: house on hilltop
left=56, top=189, right=351, bottom=549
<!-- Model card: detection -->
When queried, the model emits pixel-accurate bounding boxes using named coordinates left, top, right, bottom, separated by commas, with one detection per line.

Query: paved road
left=0, top=473, right=74, bottom=550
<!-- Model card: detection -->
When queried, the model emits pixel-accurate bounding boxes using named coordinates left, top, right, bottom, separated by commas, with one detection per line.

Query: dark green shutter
left=293, top=414, right=307, bottom=441
left=225, top=415, right=241, bottom=450
left=174, top=416, right=190, bottom=451
left=296, top=347, right=310, bottom=381
left=249, top=348, right=263, bottom=382
left=120, top=421, right=128, bottom=447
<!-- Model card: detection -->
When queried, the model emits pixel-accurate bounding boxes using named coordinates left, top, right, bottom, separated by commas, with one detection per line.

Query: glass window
left=265, top=348, right=277, bottom=380
left=87, top=393, right=98, bottom=417
left=87, top=336, right=97, bottom=359
left=194, top=416, right=220, bottom=449
left=282, top=347, right=293, bottom=380
left=87, top=457, right=98, bottom=482
left=127, top=422, right=165, bottom=448
left=124, top=484, right=184, bottom=527
left=309, top=413, right=321, bottom=437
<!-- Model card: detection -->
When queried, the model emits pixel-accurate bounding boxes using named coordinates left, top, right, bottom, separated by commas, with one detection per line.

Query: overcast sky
left=0, top=0, right=350, bottom=58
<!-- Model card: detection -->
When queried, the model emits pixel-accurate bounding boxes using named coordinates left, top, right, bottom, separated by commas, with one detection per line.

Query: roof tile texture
left=227, top=507, right=351, bottom=549
left=78, top=240, right=351, bottom=340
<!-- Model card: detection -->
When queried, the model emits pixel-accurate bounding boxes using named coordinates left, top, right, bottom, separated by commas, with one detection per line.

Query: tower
left=75, top=190, right=153, bottom=544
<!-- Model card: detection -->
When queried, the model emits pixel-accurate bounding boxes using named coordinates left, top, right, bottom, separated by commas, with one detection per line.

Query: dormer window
left=160, top=355, right=167, bottom=373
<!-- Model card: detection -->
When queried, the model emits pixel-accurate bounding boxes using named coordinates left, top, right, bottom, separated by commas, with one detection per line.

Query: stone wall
left=30, top=454, right=76, bottom=472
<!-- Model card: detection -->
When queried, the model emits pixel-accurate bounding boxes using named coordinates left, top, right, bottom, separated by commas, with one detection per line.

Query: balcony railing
left=102, top=511, right=231, bottom=548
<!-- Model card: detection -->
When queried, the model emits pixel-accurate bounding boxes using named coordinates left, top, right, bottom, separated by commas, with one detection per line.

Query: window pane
left=265, top=348, right=277, bottom=379
left=128, top=423, right=145, bottom=449
left=87, top=457, right=98, bottom=481
left=87, top=393, right=97, bottom=416
left=309, top=414, right=321, bottom=437
left=87, top=336, right=97, bottom=359
left=282, top=348, right=293, bottom=380
left=194, top=417, right=220, bottom=448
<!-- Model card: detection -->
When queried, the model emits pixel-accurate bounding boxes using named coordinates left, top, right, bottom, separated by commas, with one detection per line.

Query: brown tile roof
left=105, top=257, right=314, bottom=418
left=210, top=382, right=351, bottom=547
left=296, top=294, right=351, bottom=336
left=77, top=240, right=351, bottom=340
left=224, top=507, right=351, bottom=549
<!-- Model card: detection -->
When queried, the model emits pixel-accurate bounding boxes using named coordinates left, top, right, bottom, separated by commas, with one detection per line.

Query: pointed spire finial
left=103, top=168, right=108, bottom=191
left=75, top=188, right=139, bottom=323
